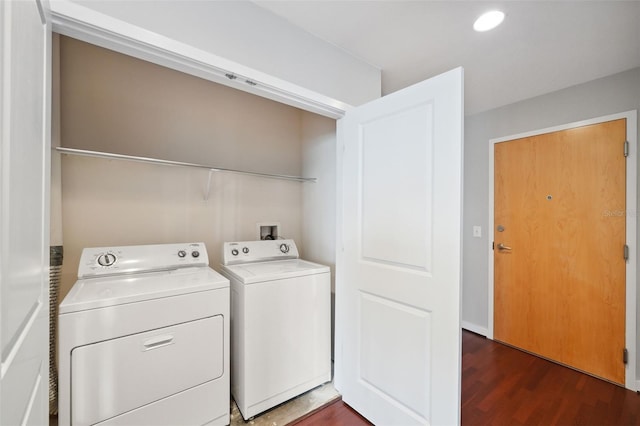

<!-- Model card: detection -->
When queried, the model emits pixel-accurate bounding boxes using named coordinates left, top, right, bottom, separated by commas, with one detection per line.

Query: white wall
left=462, top=67, right=640, bottom=357
left=55, top=0, right=381, bottom=109
left=301, top=114, right=337, bottom=282
left=301, top=112, right=337, bottom=357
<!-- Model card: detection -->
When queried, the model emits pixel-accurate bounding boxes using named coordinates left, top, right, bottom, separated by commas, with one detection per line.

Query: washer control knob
left=178, top=250, right=187, bottom=258
left=97, top=253, right=117, bottom=267
left=242, top=247, right=249, bottom=254
left=191, top=250, right=200, bottom=258
left=279, top=243, right=290, bottom=254
left=231, top=249, right=239, bottom=256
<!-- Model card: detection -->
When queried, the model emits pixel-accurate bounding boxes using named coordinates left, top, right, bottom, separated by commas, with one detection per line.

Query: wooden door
left=494, top=119, right=626, bottom=384
left=336, top=68, right=463, bottom=425
left=0, top=0, right=51, bottom=424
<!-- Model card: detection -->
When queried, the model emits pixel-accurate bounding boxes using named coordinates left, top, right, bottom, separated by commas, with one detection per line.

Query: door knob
left=497, top=243, right=512, bottom=251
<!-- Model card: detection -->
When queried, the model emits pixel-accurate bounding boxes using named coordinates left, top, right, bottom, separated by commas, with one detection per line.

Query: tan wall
left=57, top=36, right=317, bottom=300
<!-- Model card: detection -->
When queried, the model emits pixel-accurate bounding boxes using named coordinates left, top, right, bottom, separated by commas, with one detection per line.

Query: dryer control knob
left=231, top=249, right=239, bottom=256
left=178, top=250, right=187, bottom=258
left=242, top=247, right=249, bottom=254
left=97, top=253, right=117, bottom=267
left=191, top=250, right=200, bottom=258
left=279, top=243, right=290, bottom=254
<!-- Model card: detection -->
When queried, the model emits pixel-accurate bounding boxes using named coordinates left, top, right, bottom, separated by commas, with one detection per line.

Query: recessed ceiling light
left=473, top=10, right=505, bottom=32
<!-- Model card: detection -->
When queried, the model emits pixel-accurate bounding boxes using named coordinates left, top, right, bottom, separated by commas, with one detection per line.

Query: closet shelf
left=54, top=147, right=317, bottom=183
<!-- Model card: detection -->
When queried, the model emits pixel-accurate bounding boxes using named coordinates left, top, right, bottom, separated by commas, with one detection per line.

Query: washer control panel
left=222, top=239, right=299, bottom=265
left=78, top=242, right=208, bottom=278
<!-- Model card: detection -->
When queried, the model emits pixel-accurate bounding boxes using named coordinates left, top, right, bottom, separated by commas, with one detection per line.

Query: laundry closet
left=53, top=34, right=337, bottom=306
left=52, top=36, right=340, bottom=422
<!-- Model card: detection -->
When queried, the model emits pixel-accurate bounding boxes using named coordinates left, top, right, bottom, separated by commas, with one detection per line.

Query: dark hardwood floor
left=294, top=330, right=640, bottom=426
left=290, top=399, right=372, bottom=426
left=462, top=330, right=640, bottom=425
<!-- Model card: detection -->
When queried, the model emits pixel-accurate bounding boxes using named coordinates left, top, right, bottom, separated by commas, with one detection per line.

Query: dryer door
left=71, top=315, right=223, bottom=425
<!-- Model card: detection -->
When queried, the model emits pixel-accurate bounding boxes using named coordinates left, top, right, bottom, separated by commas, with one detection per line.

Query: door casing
left=0, top=0, right=51, bottom=423
left=487, top=110, right=638, bottom=390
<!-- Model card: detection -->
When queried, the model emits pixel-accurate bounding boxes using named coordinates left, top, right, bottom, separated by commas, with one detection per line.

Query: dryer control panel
left=78, top=242, right=209, bottom=278
left=222, top=239, right=299, bottom=265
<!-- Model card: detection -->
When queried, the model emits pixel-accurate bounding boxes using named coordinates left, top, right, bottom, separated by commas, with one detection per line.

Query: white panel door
left=0, top=0, right=51, bottom=425
left=335, top=68, right=463, bottom=425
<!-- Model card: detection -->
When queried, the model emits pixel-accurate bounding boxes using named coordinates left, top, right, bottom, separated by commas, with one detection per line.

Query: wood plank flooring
left=462, top=330, right=640, bottom=425
left=293, top=330, right=640, bottom=426
left=290, top=399, right=371, bottom=426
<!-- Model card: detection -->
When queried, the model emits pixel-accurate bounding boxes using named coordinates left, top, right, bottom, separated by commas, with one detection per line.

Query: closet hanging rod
left=54, top=147, right=317, bottom=183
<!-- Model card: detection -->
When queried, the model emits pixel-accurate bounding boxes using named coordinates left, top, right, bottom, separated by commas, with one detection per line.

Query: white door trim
left=487, top=110, right=638, bottom=390
left=1, top=0, right=51, bottom=423
left=48, top=0, right=351, bottom=119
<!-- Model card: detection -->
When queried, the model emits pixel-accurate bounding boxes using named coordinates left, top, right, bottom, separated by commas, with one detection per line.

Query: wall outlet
left=473, top=226, right=482, bottom=238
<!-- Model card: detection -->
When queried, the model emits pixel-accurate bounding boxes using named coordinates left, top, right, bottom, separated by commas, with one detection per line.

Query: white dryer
left=58, top=242, right=230, bottom=426
left=220, top=239, right=331, bottom=420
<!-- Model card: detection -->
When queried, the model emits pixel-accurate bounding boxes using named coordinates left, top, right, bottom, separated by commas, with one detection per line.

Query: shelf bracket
left=204, top=169, right=214, bottom=201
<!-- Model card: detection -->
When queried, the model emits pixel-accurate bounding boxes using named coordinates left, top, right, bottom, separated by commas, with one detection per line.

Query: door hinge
left=624, top=244, right=629, bottom=261
left=623, top=348, right=629, bottom=365
left=624, top=140, right=629, bottom=157
left=492, top=241, right=495, bottom=250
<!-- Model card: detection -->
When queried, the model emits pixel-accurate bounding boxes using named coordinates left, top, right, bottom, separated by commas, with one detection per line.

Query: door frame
left=0, top=0, right=52, bottom=423
left=487, top=110, right=638, bottom=390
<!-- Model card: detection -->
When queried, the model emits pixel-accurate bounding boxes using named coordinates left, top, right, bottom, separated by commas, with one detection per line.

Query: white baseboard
left=461, top=321, right=488, bottom=337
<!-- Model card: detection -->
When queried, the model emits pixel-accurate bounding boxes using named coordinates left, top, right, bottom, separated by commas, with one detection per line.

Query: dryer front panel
left=70, top=315, right=223, bottom=425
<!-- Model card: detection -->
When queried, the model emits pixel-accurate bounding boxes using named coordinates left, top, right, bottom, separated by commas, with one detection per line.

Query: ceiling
left=253, top=1, right=640, bottom=115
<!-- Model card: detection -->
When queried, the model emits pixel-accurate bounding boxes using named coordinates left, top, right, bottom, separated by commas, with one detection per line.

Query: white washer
left=58, top=242, right=230, bottom=426
left=220, top=239, right=331, bottom=420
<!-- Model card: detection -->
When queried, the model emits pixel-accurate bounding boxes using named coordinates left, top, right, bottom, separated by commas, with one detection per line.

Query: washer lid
left=60, top=267, right=229, bottom=314
left=221, top=259, right=329, bottom=284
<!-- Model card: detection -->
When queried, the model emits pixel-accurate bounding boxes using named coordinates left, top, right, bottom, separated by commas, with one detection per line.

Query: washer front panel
left=228, top=270, right=331, bottom=419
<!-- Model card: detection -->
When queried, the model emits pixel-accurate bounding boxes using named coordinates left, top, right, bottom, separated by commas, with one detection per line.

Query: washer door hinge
left=624, top=140, right=629, bottom=157
left=624, top=244, right=629, bottom=261
left=623, top=348, right=629, bottom=365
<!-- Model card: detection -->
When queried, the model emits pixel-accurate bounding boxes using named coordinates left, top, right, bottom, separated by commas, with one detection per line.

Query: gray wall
left=462, top=66, right=640, bottom=368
